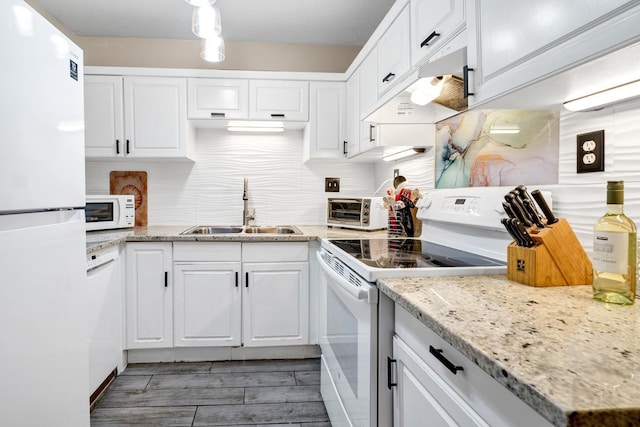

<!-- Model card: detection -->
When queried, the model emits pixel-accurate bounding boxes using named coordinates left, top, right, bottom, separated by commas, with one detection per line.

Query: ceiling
left=33, top=0, right=396, bottom=46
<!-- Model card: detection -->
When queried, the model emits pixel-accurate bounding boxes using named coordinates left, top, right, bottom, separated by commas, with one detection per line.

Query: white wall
left=86, top=129, right=375, bottom=226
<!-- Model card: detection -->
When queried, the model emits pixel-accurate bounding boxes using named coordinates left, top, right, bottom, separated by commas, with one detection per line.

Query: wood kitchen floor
left=90, top=358, right=330, bottom=427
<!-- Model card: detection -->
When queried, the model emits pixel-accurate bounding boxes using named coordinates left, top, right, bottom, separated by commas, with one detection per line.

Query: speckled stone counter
left=86, top=225, right=387, bottom=255
left=377, top=275, right=640, bottom=427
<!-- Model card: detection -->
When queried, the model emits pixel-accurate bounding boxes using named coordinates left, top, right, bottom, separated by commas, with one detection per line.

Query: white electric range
left=317, top=186, right=544, bottom=427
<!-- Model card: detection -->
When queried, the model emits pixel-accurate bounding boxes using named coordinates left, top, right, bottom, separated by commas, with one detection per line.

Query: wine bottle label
left=592, top=231, right=629, bottom=274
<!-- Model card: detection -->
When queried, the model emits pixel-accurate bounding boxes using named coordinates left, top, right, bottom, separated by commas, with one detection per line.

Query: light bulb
left=410, top=77, right=444, bottom=106
left=192, top=5, right=222, bottom=39
left=201, top=35, right=225, bottom=62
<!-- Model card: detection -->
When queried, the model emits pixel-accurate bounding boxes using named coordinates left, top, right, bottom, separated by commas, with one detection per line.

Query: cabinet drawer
left=394, top=306, right=551, bottom=427
left=173, top=242, right=242, bottom=262
left=242, top=242, right=308, bottom=262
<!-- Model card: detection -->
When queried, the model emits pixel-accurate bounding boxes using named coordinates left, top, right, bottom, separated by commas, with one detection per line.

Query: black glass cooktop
left=328, top=238, right=504, bottom=269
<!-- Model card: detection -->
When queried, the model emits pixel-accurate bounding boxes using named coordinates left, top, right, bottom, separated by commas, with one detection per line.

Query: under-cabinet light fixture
left=383, top=148, right=426, bottom=162
left=227, top=121, right=284, bottom=133
left=563, top=79, right=640, bottom=111
left=489, top=125, right=520, bottom=135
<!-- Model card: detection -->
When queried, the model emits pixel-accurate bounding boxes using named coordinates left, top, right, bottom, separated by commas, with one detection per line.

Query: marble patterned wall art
left=435, top=110, right=560, bottom=188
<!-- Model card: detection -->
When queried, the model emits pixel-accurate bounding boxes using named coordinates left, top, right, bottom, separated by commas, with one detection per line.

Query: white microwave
left=85, top=195, right=135, bottom=231
left=326, top=197, right=388, bottom=231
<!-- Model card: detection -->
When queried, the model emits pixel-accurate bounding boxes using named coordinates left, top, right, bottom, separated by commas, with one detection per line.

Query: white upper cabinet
left=123, top=76, right=190, bottom=158
left=305, top=81, right=347, bottom=160
left=187, top=78, right=249, bottom=119
left=345, top=70, right=361, bottom=158
left=410, top=0, right=465, bottom=67
left=85, top=75, right=124, bottom=158
left=249, top=80, right=309, bottom=121
left=377, top=6, right=411, bottom=95
left=85, top=75, right=191, bottom=159
left=467, top=0, right=640, bottom=105
left=359, top=47, right=379, bottom=119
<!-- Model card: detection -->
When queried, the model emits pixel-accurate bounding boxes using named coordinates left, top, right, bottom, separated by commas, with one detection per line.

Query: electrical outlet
left=576, top=130, right=605, bottom=173
left=325, top=177, right=340, bottom=192
left=394, top=169, right=400, bottom=178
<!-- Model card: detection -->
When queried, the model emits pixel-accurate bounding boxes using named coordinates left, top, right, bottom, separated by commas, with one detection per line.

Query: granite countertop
left=377, top=275, right=640, bottom=427
left=86, top=225, right=388, bottom=254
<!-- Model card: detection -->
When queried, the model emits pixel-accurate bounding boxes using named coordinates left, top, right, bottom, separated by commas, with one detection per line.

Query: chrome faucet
left=242, top=177, right=255, bottom=226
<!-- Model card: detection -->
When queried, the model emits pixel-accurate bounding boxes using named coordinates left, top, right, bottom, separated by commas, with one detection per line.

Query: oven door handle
left=316, top=251, right=370, bottom=301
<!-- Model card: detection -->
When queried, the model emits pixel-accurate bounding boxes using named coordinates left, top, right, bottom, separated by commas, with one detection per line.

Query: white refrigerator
left=0, top=1, right=89, bottom=426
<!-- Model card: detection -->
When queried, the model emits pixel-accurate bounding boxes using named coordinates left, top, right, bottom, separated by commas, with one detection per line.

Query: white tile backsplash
left=86, top=128, right=375, bottom=226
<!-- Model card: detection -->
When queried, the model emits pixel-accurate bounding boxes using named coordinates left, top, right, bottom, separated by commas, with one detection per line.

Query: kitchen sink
left=243, top=226, right=301, bottom=234
left=181, top=226, right=244, bottom=235
left=180, top=225, right=302, bottom=235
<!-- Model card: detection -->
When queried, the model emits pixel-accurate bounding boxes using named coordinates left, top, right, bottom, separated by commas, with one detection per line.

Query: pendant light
left=201, top=35, right=225, bottom=62
left=183, top=0, right=215, bottom=7
left=192, top=4, right=222, bottom=39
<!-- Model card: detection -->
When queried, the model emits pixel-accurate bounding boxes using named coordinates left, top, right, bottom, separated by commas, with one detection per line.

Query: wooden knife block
left=507, top=218, right=592, bottom=287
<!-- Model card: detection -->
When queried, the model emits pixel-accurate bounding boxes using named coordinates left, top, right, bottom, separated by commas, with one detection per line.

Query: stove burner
left=328, top=238, right=504, bottom=269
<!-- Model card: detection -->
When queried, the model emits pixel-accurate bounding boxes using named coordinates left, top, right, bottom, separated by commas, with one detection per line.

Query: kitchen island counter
left=86, top=225, right=388, bottom=255
left=377, top=275, right=640, bottom=427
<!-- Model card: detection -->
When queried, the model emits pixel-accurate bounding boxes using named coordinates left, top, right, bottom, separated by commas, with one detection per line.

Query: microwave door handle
left=316, top=251, right=369, bottom=300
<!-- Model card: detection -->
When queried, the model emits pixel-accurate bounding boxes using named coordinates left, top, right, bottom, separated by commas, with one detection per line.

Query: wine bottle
left=592, top=181, right=637, bottom=304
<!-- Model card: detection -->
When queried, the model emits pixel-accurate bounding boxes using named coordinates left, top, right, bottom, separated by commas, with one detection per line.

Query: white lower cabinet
left=125, top=242, right=173, bottom=349
left=126, top=241, right=310, bottom=350
left=242, top=262, right=310, bottom=346
left=242, top=242, right=310, bottom=347
left=392, top=306, right=552, bottom=427
left=173, top=262, right=242, bottom=347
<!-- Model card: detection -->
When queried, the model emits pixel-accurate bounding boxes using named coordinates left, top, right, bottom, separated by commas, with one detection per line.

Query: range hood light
left=383, top=148, right=426, bottom=162
left=410, top=77, right=445, bottom=106
left=227, top=120, right=284, bottom=133
left=563, top=79, right=640, bottom=111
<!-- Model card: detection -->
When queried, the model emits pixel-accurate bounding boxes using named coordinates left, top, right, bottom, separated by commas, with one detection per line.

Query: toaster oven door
left=327, top=199, right=364, bottom=227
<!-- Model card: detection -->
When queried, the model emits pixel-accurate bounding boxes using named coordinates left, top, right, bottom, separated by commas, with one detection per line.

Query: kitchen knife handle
left=531, top=190, right=558, bottom=224
left=512, top=219, right=535, bottom=248
left=505, top=193, right=532, bottom=227
left=523, top=199, right=545, bottom=228
left=382, top=72, right=396, bottom=83
left=420, top=31, right=441, bottom=48
left=501, top=217, right=523, bottom=246
left=515, top=185, right=542, bottom=219
left=502, top=201, right=517, bottom=220
left=116, top=139, right=120, bottom=154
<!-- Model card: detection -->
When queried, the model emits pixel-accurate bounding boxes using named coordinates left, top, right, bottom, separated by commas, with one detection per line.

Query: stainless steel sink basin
left=243, top=226, right=302, bottom=234
left=181, top=225, right=301, bottom=235
left=181, top=226, right=243, bottom=235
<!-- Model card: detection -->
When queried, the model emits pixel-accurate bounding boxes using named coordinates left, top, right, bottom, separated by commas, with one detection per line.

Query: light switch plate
left=325, top=177, right=340, bottom=192
left=576, top=130, right=605, bottom=173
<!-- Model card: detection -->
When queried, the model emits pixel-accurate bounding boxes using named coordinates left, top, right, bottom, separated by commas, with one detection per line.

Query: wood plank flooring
left=91, top=358, right=330, bottom=427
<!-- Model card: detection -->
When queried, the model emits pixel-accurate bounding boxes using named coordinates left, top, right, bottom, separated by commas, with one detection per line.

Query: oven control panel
left=440, top=196, right=479, bottom=214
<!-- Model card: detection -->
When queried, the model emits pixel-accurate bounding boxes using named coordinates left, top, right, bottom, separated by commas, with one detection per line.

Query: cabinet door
left=242, top=262, right=309, bottom=347
left=393, top=336, right=488, bottom=427
left=377, top=6, right=411, bottom=95
left=468, top=0, right=640, bottom=105
left=306, top=81, right=346, bottom=160
left=125, top=243, right=173, bottom=349
left=187, top=78, right=249, bottom=119
left=123, top=77, right=188, bottom=158
left=410, top=0, right=465, bottom=67
left=174, top=262, right=241, bottom=347
left=359, top=47, right=379, bottom=118
left=345, top=70, right=361, bottom=158
left=84, top=75, right=124, bottom=158
left=249, top=80, right=309, bottom=121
